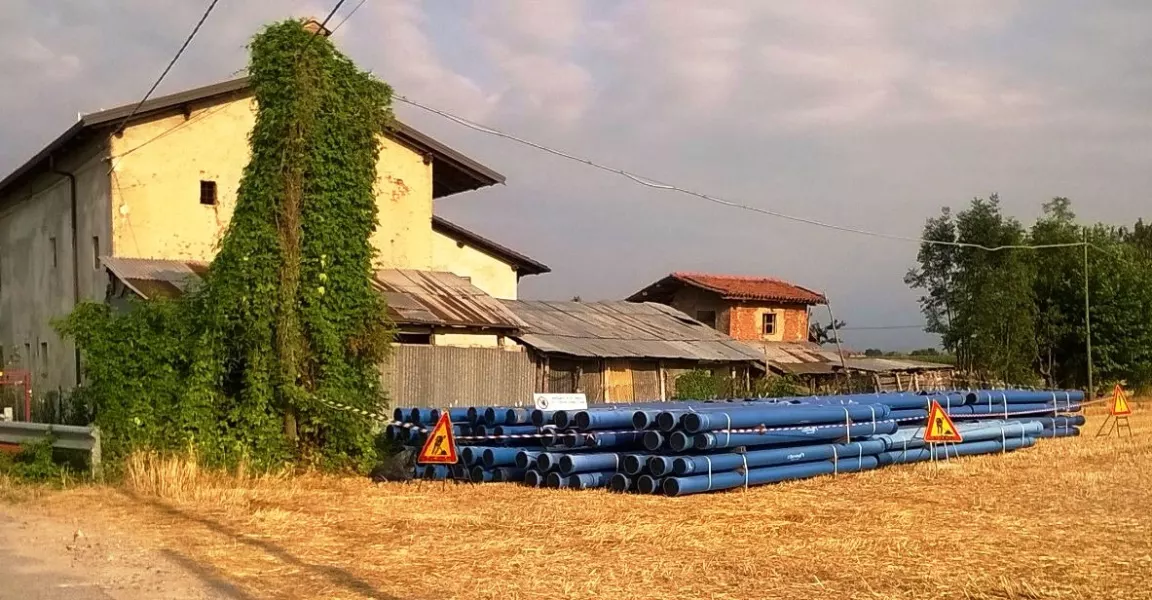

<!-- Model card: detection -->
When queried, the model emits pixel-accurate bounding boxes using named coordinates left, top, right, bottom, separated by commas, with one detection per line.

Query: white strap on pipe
left=1000, top=427, right=1007, bottom=454
left=705, top=456, right=713, bottom=492
left=1002, top=392, right=1009, bottom=419
left=724, top=414, right=732, bottom=446
left=742, top=454, right=749, bottom=490
left=832, top=445, right=839, bottom=475
left=843, top=408, right=852, bottom=444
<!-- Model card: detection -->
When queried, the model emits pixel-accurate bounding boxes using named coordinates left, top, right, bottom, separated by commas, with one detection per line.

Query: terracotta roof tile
left=670, top=272, right=827, bottom=304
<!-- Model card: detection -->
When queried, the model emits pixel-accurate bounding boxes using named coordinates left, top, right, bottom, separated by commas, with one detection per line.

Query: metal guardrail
left=0, top=422, right=101, bottom=478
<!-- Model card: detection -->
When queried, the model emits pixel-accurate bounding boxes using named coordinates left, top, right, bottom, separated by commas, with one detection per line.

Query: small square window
left=762, top=313, right=777, bottom=336
left=696, top=310, right=717, bottom=328
left=199, top=180, right=218, bottom=206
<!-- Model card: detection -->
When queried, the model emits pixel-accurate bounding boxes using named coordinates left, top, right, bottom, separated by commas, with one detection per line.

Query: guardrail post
left=89, top=426, right=102, bottom=481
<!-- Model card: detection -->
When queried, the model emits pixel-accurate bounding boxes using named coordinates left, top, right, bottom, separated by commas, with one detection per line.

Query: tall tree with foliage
left=908, top=194, right=1152, bottom=392
left=61, top=20, right=394, bottom=471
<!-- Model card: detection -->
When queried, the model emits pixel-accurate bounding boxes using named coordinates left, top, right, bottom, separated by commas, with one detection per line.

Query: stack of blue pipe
left=389, top=388, right=1084, bottom=494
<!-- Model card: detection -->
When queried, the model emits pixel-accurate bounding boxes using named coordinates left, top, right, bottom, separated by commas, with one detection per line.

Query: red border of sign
left=418, top=412, right=458, bottom=464
left=1111, top=384, right=1133, bottom=416
left=923, top=400, right=963, bottom=443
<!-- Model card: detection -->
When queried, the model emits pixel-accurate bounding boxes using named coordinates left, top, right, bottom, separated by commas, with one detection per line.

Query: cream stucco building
left=0, top=78, right=548, bottom=392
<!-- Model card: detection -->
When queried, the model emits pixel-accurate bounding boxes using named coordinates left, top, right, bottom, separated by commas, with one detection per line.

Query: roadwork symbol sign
left=923, top=401, right=963, bottom=443
left=418, top=413, right=458, bottom=464
left=1110, top=384, right=1133, bottom=416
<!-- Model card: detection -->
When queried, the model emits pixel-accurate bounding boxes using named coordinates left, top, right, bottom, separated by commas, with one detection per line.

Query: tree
left=904, top=208, right=958, bottom=346
left=863, top=348, right=884, bottom=357
left=809, top=320, right=846, bottom=345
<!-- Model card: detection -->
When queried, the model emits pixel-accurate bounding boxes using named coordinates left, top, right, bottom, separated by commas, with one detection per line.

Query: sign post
left=1096, top=384, right=1133, bottom=438
left=923, top=400, right=963, bottom=463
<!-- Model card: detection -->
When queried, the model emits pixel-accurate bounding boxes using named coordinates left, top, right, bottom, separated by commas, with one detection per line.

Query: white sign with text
left=533, top=393, right=588, bottom=411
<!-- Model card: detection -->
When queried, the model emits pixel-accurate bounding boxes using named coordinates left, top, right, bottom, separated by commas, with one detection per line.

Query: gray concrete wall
left=0, top=137, right=112, bottom=394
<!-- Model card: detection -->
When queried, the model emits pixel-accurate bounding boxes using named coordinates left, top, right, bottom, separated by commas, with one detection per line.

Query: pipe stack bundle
left=388, top=388, right=1084, bottom=494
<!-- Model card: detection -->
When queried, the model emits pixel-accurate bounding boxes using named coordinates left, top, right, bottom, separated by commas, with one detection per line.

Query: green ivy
left=58, top=20, right=394, bottom=473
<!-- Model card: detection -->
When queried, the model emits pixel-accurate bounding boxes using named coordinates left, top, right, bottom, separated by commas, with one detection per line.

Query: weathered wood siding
left=381, top=344, right=535, bottom=408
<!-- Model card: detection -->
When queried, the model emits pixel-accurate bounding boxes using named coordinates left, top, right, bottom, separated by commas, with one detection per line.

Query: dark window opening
left=762, top=313, right=777, bottom=336
left=396, top=332, right=432, bottom=345
left=93, top=236, right=101, bottom=269
left=50, top=237, right=58, bottom=268
left=199, top=180, right=218, bottom=206
left=696, top=310, right=717, bottom=328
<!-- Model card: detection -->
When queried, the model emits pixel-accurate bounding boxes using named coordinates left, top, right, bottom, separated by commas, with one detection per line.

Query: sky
left=3, top=1, right=1151, bottom=351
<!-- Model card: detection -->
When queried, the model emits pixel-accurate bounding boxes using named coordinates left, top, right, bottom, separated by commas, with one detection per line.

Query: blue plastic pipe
left=559, top=452, right=624, bottom=475
left=421, top=465, right=451, bottom=480
left=535, top=452, right=564, bottom=472
left=561, top=431, right=644, bottom=449
left=636, top=475, right=662, bottom=494
left=494, top=467, right=527, bottom=482
left=642, top=431, right=665, bottom=452
left=966, top=389, right=1083, bottom=405
left=515, top=450, right=542, bottom=470
left=502, top=408, right=534, bottom=425
left=1031, top=415, right=1086, bottom=428
left=460, top=447, right=484, bottom=466
left=544, top=472, right=570, bottom=488
left=877, top=419, right=1042, bottom=451
left=493, top=425, right=540, bottom=436
left=609, top=473, right=632, bottom=492
left=482, top=447, right=533, bottom=468
left=622, top=454, right=651, bottom=476
left=470, top=466, right=496, bottom=483
left=574, top=408, right=641, bottom=431
left=569, top=471, right=615, bottom=490
left=681, top=404, right=892, bottom=434
left=692, top=420, right=899, bottom=450
left=531, top=409, right=557, bottom=427
left=663, top=456, right=879, bottom=497
left=673, top=439, right=888, bottom=476
left=646, top=455, right=675, bottom=477
left=877, top=437, right=1035, bottom=466
left=524, top=469, right=544, bottom=487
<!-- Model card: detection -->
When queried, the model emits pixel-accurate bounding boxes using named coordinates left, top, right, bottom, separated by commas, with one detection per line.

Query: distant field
left=4, top=400, right=1151, bottom=599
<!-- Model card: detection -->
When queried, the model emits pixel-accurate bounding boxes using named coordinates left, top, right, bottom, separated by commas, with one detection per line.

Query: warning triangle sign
left=923, top=400, right=963, bottom=443
left=1110, top=384, right=1133, bottom=416
left=417, top=413, right=459, bottom=464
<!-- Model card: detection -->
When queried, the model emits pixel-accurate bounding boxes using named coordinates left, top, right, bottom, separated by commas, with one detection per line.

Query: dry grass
left=8, top=401, right=1152, bottom=600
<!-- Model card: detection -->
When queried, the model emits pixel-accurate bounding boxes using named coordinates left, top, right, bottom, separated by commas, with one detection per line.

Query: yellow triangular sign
left=1110, top=384, right=1133, bottom=416
left=924, top=400, right=963, bottom=443
left=417, top=413, right=459, bottom=464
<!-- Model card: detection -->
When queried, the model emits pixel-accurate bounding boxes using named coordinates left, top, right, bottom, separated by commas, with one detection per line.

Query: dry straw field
left=6, top=401, right=1152, bottom=599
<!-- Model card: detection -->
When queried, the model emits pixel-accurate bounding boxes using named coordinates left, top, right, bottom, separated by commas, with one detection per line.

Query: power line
left=114, top=0, right=222, bottom=135
left=395, top=95, right=1086, bottom=253
left=330, top=0, right=368, bottom=34
left=839, top=325, right=926, bottom=331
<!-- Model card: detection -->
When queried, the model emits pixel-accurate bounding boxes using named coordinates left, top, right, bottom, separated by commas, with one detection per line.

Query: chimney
left=301, top=17, right=331, bottom=37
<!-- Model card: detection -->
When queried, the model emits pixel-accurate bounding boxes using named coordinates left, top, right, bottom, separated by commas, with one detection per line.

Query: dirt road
left=0, top=507, right=241, bottom=600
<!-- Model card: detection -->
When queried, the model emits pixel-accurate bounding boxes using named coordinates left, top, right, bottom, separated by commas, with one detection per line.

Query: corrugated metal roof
left=502, top=300, right=764, bottom=362
left=102, top=258, right=523, bottom=330
left=628, top=272, right=827, bottom=305
left=102, top=257, right=206, bottom=299
left=372, top=270, right=525, bottom=330
left=749, top=341, right=952, bottom=375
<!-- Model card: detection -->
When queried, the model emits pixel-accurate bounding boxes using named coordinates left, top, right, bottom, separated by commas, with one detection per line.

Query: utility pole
left=1083, top=231, right=1094, bottom=398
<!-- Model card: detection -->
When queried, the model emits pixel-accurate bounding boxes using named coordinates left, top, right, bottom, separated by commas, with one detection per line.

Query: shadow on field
left=123, top=491, right=399, bottom=600
left=157, top=549, right=257, bottom=600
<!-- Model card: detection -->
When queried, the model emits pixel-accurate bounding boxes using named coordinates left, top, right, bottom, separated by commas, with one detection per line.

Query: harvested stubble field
left=5, top=401, right=1152, bottom=600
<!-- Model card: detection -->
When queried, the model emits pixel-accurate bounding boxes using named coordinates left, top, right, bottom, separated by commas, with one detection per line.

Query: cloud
left=472, top=0, right=593, bottom=126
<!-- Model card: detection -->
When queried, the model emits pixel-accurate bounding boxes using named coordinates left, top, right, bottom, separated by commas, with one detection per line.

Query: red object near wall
left=0, top=369, right=32, bottom=421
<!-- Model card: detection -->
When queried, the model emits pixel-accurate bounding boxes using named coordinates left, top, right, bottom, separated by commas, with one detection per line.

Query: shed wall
left=0, top=138, right=112, bottom=392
